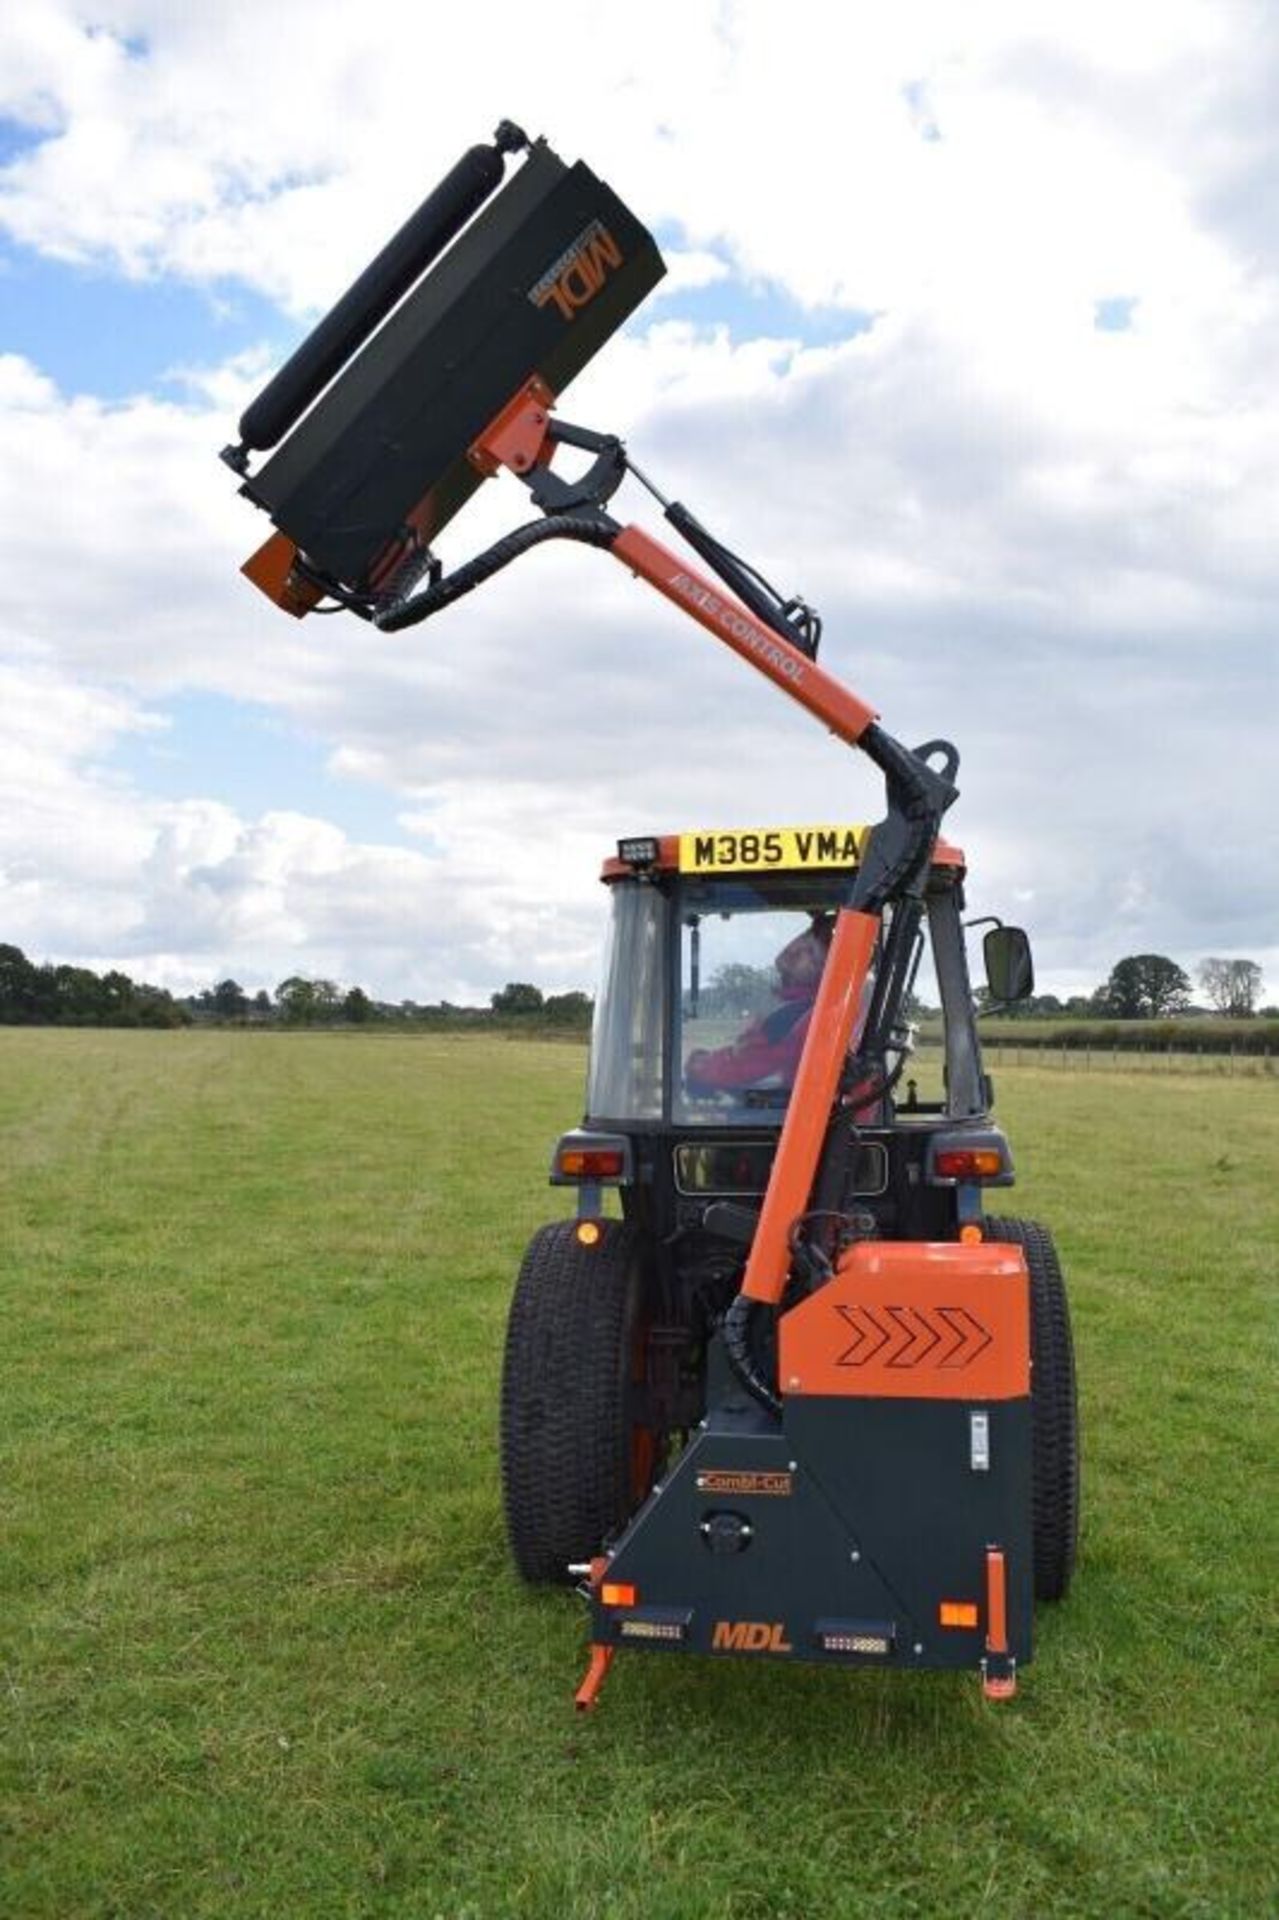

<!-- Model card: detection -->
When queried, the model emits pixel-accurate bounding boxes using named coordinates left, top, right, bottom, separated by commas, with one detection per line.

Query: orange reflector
left=600, top=1582, right=637, bottom=1608
left=560, top=1148, right=626, bottom=1178
left=576, top=1220, right=602, bottom=1247
left=985, top=1548, right=1009, bottom=1654
left=935, top=1148, right=1005, bottom=1179
left=959, top=1224, right=984, bottom=1245
left=939, top=1601, right=980, bottom=1629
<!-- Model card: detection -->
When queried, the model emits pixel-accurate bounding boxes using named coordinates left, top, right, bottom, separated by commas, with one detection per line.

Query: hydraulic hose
left=722, top=1295, right=782, bottom=1418
left=374, top=514, right=619, bottom=631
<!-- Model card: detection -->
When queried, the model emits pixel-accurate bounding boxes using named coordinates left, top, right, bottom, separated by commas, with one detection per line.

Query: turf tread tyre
left=986, top=1215, right=1079, bottom=1602
left=501, top=1220, right=649, bottom=1585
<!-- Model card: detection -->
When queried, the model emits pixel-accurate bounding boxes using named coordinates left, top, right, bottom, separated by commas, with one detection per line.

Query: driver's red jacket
left=684, top=991, right=813, bottom=1095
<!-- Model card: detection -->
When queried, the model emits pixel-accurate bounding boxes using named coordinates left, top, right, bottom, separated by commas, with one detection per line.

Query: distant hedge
left=973, top=1018, right=1276, bottom=1057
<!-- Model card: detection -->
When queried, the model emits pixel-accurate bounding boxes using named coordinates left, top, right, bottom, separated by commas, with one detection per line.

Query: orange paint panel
left=467, top=377, right=557, bottom=478
left=241, top=531, right=322, bottom=618
left=779, top=1241, right=1029, bottom=1400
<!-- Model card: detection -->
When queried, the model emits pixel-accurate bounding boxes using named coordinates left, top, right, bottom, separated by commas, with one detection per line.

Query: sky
left=0, top=0, right=1274, bottom=1007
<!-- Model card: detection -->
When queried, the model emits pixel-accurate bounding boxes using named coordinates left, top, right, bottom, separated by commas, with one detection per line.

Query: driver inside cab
left=684, top=916, right=833, bottom=1097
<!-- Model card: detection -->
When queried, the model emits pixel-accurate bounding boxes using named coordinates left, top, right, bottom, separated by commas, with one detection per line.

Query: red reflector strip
left=559, top=1149, right=626, bottom=1178
left=935, top=1149, right=1004, bottom=1179
left=939, top=1601, right=980, bottom=1629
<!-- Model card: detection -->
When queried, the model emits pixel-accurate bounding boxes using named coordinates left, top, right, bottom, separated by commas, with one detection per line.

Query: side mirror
left=984, top=925, right=1034, bottom=1004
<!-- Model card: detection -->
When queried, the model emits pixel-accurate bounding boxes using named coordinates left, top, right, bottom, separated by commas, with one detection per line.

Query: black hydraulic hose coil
left=374, top=515, right=617, bottom=631
left=722, top=1294, right=782, bottom=1418
left=238, top=128, right=523, bottom=453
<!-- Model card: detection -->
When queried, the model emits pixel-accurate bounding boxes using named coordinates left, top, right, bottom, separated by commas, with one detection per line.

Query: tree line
left=0, top=939, right=1267, bottom=1031
left=0, top=944, right=188, bottom=1027
left=1001, top=954, right=1268, bottom=1021
left=0, top=946, right=595, bottom=1029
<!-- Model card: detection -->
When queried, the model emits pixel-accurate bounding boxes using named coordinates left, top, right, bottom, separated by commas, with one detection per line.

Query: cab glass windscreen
left=586, top=884, right=667, bottom=1122
left=674, top=875, right=865, bottom=1127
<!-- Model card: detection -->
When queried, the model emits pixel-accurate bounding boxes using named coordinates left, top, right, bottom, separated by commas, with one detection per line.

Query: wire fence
left=972, top=1041, right=1277, bottom=1078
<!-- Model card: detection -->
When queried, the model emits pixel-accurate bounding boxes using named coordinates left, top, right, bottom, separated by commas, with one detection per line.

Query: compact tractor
left=223, top=122, right=1079, bottom=1707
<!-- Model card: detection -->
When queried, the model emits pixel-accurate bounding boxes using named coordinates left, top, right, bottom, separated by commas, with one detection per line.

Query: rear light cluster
left=595, top=1589, right=984, bottom=1653
left=550, top=1132, right=632, bottom=1186
left=596, top=1583, right=692, bottom=1643
left=934, top=1148, right=1004, bottom=1179
left=927, top=1130, right=1012, bottom=1184
left=559, top=1147, right=626, bottom=1178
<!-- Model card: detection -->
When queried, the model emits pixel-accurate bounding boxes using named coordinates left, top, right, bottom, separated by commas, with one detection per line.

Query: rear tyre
left=985, top=1216, right=1080, bottom=1601
left=500, top=1219, right=655, bottom=1584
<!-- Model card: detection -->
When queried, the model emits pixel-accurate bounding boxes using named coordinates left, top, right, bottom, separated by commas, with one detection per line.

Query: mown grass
left=1, top=1031, right=1276, bottom=1919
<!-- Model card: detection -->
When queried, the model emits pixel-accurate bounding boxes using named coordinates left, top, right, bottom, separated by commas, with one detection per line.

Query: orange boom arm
left=373, top=388, right=959, bottom=1406
left=609, top=526, right=878, bottom=747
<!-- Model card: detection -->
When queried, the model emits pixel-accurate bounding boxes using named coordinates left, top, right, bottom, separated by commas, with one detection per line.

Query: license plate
left=678, top=825, right=869, bottom=873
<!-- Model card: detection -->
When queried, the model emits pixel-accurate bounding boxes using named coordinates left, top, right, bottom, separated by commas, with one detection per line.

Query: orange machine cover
left=779, top=1241, right=1029, bottom=1401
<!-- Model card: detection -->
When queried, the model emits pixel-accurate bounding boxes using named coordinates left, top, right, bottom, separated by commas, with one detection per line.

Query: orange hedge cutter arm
left=375, top=389, right=959, bottom=1410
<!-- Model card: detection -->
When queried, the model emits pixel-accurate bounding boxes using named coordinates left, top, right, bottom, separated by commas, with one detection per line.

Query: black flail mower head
left=223, top=122, right=1079, bottom=1710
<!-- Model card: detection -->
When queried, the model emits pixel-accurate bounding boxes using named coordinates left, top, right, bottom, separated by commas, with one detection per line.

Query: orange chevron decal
left=833, top=1301, right=994, bottom=1372
left=780, top=1242, right=1029, bottom=1400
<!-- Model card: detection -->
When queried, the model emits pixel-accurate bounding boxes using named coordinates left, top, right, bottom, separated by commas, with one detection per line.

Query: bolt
left=850, top=1549, right=860, bottom=1563
left=788, top=1461, right=798, bottom=1472
left=913, top=1642, right=924, bottom=1656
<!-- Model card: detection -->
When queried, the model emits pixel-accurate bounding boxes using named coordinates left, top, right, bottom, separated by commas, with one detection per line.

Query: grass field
left=2, top=1031, right=1276, bottom=1919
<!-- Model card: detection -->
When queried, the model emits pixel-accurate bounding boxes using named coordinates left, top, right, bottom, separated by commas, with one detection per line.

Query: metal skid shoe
left=573, top=1239, right=1035, bottom=1707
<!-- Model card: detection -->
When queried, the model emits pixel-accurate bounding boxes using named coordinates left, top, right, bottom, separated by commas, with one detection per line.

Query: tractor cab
left=561, top=823, right=1031, bottom=1239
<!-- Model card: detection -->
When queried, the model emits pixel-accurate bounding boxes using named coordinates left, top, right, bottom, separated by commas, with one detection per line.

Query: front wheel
left=500, top=1220, right=657, bottom=1584
left=985, top=1216, right=1080, bottom=1602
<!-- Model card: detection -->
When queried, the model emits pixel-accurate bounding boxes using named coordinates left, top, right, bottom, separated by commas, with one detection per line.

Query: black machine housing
left=228, top=128, right=664, bottom=602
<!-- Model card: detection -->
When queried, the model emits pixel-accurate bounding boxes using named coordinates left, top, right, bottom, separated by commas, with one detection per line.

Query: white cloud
left=0, top=2, right=1275, bottom=1002
left=0, top=0, right=1261, bottom=325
